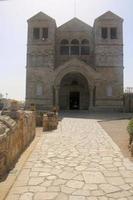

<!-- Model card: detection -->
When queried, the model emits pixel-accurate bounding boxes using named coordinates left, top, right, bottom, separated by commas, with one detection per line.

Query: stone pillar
left=55, top=86, right=60, bottom=107
left=10, top=100, right=19, bottom=119
left=89, top=85, right=94, bottom=111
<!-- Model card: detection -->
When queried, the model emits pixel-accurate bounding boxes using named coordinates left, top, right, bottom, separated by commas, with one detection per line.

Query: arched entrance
left=59, top=73, right=89, bottom=110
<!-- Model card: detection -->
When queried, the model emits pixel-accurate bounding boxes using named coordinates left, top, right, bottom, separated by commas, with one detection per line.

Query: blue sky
left=0, top=0, right=133, bottom=100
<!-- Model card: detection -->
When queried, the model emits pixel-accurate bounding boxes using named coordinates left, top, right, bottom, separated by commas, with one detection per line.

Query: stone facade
left=0, top=111, right=35, bottom=178
left=26, top=11, right=124, bottom=111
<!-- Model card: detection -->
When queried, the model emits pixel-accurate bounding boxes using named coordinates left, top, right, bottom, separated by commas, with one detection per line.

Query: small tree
left=127, top=118, right=133, bottom=156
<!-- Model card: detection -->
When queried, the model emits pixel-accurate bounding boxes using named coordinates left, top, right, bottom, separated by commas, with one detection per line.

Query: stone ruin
left=43, top=111, right=58, bottom=131
left=0, top=101, right=36, bottom=179
left=28, top=103, right=59, bottom=130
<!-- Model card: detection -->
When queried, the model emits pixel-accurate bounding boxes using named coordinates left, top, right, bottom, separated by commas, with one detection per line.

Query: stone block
left=43, top=112, right=58, bottom=131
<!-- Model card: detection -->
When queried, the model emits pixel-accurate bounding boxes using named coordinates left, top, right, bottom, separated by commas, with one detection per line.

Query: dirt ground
left=99, top=119, right=133, bottom=161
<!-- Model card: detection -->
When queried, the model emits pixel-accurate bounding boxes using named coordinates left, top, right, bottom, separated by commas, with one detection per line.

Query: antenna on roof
left=74, top=0, right=77, bottom=17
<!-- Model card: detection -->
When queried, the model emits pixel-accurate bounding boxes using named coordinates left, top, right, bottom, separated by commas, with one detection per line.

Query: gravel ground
left=99, top=119, right=133, bottom=161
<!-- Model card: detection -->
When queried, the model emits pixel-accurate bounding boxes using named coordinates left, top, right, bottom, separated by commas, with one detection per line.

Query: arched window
left=81, top=39, right=90, bottom=55
left=36, top=82, right=43, bottom=96
left=71, top=39, right=79, bottom=45
left=81, top=39, right=89, bottom=44
left=107, top=85, right=112, bottom=97
left=71, top=39, right=79, bottom=55
left=61, top=39, right=69, bottom=45
left=60, top=39, right=69, bottom=55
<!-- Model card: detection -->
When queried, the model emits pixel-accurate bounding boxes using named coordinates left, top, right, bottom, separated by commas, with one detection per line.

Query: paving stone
left=47, top=186, right=60, bottom=192
left=91, top=190, right=104, bottom=196
left=34, top=192, right=58, bottom=199
left=104, top=164, right=117, bottom=168
left=63, top=167, right=74, bottom=172
left=59, top=171, right=77, bottom=179
left=107, top=191, right=131, bottom=198
left=6, top=194, right=20, bottom=200
left=51, top=169, right=62, bottom=175
left=128, top=197, right=133, bottom=200
left=28, top=186, right=46, bottom=192
left=66, top=180, right=84, bottom=189
left=98, top=197, right=108, bottom=200
left=120, top=184, right=131, bottom=191
left=39, top=172, right=50, bottom=177
left=28, top=177, right=44, bottom=185
left=118, top=199, right=128, bottom=200
left=10, top=186, right=29, bottom=194
left=32, top=167, right=51, bottom=172
left=99, top=184, right=121, bottom=193
left=72, top=174, right=84, bottom=181
left=41, top=180, right=52, bottom=187
left=102, top=170, right=120, bottom=177
left=55, top=193, right=68, bottom=200
left=114, top=161, right=123, bottom=167
left=20, top=192, right=33, bottom=200
left=100, top=160, right=113, bottom=165
left=83, top=172, right=106, bottom=184
left=83, top=184, right=98, bottom=190
left=47, top=175, right=57, bottom=180
left=69, top=196, right=86, bottom=200
left=129, top=189, right=133, bottom=194
left=87, top=197, right=97, bottom=200
left=119, top=167, right=126, bottom=170
left=120, top=170, right=133, bottom=178
left=106, top=177, right=125, bottom=186
left=75, top=165, right=87, bottom=171
left=14, top=180, right=29, bottom=187
left=125, top=178, right=133, bottom=183
left=72, top=189, right=90, bottom=196
left=53, top=178, right=66, bottom=186
left=68, top=163, right=78, bottom=167
left=29, top=172, right=39, bottom=177
left=61, top=185, right=75, bottom=194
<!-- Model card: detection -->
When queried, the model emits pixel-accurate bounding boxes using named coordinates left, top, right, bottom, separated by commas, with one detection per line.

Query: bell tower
left=94, top=11, right=123, bottom=68
left=26, top=12, right=56, bottom=110
left=93, top=11, right=124, bottom=111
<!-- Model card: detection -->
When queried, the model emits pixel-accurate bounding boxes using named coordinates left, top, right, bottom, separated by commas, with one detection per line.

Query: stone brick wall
left=0, top=111, right=35, bottom=179
left=124, top=94, right=133, bottom=113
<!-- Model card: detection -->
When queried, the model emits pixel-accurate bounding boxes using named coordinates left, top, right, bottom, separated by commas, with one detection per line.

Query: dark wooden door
left=70, top=92, right=80, bottom=110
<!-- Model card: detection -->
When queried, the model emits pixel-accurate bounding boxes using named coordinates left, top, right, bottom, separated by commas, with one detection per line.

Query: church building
left=26, top=11, right=124, bottom=111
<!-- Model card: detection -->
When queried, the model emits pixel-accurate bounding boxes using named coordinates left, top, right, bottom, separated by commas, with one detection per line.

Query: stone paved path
left=5, top=114, right=133, bottom=200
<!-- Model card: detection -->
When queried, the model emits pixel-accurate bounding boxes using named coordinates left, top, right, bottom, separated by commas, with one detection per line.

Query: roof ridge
left=57, top=17, right=92, bottom=29
left=27, top=11, right=55, bottom=22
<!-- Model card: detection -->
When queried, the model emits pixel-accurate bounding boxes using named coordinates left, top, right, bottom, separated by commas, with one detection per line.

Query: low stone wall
left=0, top=111, right=35, bottom=179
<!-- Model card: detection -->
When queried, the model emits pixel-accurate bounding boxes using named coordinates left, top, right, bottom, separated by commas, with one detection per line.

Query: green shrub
left=127, top=118, right=133, bottom=135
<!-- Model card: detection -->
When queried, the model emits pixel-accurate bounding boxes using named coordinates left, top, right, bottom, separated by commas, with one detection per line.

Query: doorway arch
left=59, top=72, right=89, bottom=110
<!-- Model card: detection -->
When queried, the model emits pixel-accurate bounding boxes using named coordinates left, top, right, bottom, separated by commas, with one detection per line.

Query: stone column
left=55, top=86, right=60, bottom=107
left=89, top=85, right=94, bottom=111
